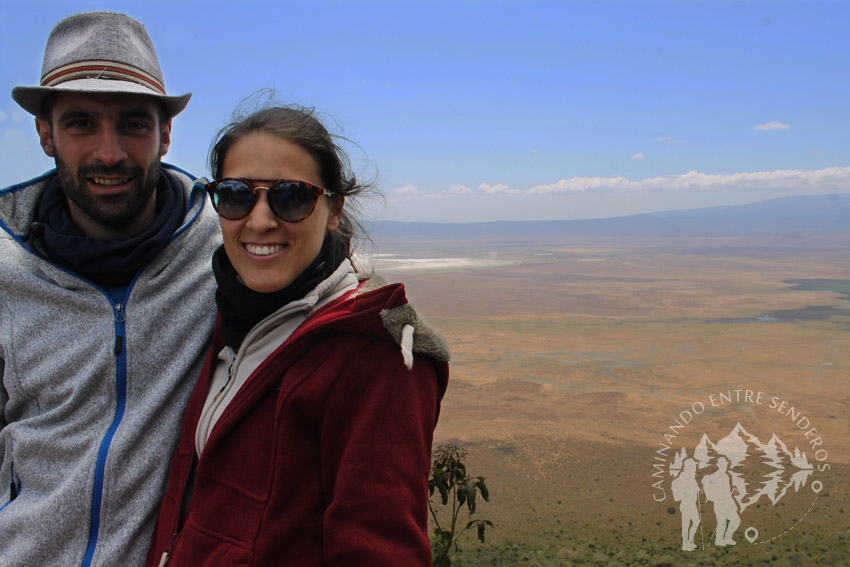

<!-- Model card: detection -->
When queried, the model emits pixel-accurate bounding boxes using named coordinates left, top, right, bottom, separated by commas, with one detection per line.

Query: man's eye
left=124, top=121, right=151, bottom=131
left=65, top=119, right=93, bottom=129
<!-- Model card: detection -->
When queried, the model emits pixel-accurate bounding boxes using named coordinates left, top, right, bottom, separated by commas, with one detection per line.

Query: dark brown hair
left=209, top=101, right=373, bottom=256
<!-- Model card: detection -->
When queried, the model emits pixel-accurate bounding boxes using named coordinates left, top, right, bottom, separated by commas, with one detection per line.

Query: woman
left=146, top=105, right=450, bottom=566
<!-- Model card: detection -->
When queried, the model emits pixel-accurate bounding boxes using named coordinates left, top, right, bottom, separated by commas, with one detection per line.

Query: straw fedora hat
left=12, top=12, right=190, bottom=118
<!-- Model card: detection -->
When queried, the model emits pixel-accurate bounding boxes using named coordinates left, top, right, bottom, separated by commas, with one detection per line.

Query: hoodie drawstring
left=400, top=324, right=415, bottom=370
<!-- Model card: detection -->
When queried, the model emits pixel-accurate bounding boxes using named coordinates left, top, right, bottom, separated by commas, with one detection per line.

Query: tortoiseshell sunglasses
left=205, top=178, right=334, bottom=223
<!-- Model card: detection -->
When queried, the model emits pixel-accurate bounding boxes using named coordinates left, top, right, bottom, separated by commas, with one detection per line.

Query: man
left=0, top=12, right=220, bottom=566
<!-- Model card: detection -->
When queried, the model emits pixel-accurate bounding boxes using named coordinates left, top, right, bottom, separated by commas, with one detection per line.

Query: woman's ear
left=326, top=196, right=345, bottom=231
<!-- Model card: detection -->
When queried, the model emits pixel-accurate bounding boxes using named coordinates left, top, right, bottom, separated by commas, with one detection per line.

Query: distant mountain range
left=366, top=194, right=850, bottom=241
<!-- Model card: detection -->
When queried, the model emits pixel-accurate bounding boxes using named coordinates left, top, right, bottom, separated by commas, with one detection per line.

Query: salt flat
left=356, top=252, right=518, bottom=272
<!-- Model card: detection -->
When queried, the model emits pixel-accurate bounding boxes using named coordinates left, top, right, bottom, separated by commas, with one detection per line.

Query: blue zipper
left=80, top=302, right=128, bottom=567
left=0, top=461, right=21, bottom=512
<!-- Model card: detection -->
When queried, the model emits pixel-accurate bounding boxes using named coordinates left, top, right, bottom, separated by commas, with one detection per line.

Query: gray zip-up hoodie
left=0, top=165, right=221, bottom=567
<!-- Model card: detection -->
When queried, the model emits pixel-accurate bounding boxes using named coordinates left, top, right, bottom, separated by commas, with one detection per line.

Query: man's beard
left=55, top=154, right=161, bottom=232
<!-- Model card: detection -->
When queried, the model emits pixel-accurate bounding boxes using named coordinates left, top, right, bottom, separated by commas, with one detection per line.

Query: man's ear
left=160, top=118, right=172, bottom=157
left=35, top=117, right=55, bottom=158
left=326, top=196, right=345, bottom=231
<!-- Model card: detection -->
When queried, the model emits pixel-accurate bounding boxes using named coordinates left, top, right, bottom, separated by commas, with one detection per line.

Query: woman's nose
left=245, top=190, right=280, bottom=232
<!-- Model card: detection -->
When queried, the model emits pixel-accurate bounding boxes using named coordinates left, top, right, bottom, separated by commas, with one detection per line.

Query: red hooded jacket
left=146, top=277, right=450, bottom=567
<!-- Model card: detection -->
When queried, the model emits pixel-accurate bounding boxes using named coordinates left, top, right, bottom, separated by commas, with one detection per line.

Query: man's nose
left=91, top=128, right=128, bottom=166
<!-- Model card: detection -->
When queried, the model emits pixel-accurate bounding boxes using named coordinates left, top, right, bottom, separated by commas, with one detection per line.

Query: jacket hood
left=356, top=274, right=450, bottom=368
left=310, top=273, right=450, bottom=368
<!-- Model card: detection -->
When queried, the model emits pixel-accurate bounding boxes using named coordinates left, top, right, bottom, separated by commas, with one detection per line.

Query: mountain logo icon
left=659, top=418, right=826, bottom=552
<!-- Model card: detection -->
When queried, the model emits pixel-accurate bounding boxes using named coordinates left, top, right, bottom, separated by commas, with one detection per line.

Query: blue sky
left=1, top=0, right=848, bottom=222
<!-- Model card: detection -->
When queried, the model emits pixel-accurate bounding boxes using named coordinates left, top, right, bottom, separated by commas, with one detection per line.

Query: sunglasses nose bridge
left=247, top=185, right=275, bottom=209
left=243, top=188, right=282, bottom=230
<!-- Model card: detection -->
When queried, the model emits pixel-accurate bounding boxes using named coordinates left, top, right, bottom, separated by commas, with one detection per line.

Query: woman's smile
left=243, top=242, right=286, bottom=257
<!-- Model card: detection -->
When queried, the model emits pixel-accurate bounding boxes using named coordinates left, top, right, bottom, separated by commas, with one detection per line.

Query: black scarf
left=213, top=234, right=349, bottom=350
left=34, top=171, right=186, bottom=286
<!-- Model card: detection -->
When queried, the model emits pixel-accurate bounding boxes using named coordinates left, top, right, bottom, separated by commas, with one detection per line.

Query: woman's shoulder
left=346, top=272, right=451, bottom=368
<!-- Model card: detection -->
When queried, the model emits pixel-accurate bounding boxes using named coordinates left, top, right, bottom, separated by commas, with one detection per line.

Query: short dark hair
left=209, top=101, right=374, bottom=256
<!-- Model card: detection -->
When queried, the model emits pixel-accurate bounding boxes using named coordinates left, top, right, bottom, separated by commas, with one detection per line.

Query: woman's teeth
left=245, top=243, right=284, bottom=256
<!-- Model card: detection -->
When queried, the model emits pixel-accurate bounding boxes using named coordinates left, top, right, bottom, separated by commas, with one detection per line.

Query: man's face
left=35, top=92, right=172, bottom=240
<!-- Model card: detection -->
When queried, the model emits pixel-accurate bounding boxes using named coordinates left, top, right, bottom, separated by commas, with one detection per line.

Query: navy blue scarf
left=213, top=234, right=349, bottom=350
left=35, top=171, right=186, bottom=287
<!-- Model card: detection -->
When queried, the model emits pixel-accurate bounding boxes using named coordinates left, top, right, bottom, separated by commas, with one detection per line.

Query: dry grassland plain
left=370, top=234, right=850, bottom=567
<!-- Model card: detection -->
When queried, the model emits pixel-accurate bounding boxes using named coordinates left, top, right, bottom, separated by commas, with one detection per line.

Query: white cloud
left=632, top=152, right=646, bottom=160
left=753, top=121, right=791, bottom=131
left=530, top=148, right=541, bottom=153
left=0, top=111, right=7, bottom=125
left=654, top=135, right=683, bottom=144
left=391, top=184, right=452, bottom=201
left=387, top=166, right=850, bottom=207
left=528, top=166, right=850, bottom=194
left=529, top=177, right=632, bottom=194
left=395, top=184, right=423, bottom=196
left=478, top=183, right=523, bottom=195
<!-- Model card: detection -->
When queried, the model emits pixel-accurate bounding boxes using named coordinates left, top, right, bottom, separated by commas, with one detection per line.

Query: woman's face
left=219, top=132, right=343, bottom=293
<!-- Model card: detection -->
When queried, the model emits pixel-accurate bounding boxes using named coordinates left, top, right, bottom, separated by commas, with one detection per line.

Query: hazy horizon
left=365, top=192, right=850, bottom=229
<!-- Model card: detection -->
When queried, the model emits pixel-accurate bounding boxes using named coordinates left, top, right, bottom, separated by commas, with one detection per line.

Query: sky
left=1, top=0, right=848, bottom=223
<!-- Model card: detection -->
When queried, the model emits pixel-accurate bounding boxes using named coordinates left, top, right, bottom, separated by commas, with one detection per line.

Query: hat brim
left=12, top=78, right=191, bottom=118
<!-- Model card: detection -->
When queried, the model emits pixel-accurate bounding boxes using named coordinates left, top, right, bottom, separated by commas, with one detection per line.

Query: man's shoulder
left=160, top=162, right=216, bottom=226
left=161, top=163, right=197, bottom=191
left=159, top=163, right=222, bottom=256
left=161, top=162, right=196, bottom=179
left=0, top=170, right=55, bottom=195
left=0, top=171, right=56, bottom=238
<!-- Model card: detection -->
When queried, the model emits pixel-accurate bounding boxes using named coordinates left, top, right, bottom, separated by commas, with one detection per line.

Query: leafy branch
left=428, top=444, right=493, bottom=567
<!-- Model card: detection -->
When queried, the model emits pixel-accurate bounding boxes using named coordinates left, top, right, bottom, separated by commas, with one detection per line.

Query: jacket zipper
left=9, top=460, right=16, bottom=500
left=213, top=360, right=235, bottom=403
left=80, top=302, right=128, bottom=567
left=0, top=461, right=20, bottom=512
left=158, top=531, right=179, bottom=567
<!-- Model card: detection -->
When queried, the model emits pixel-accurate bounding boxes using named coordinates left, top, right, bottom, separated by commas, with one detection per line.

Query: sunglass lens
left=212, top=179, right=254, bottom=220
left=268, top=182, right=319, bottom=222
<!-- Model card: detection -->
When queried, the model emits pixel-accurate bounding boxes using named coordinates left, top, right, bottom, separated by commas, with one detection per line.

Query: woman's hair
left=209, top=97, right=374, bottom=256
